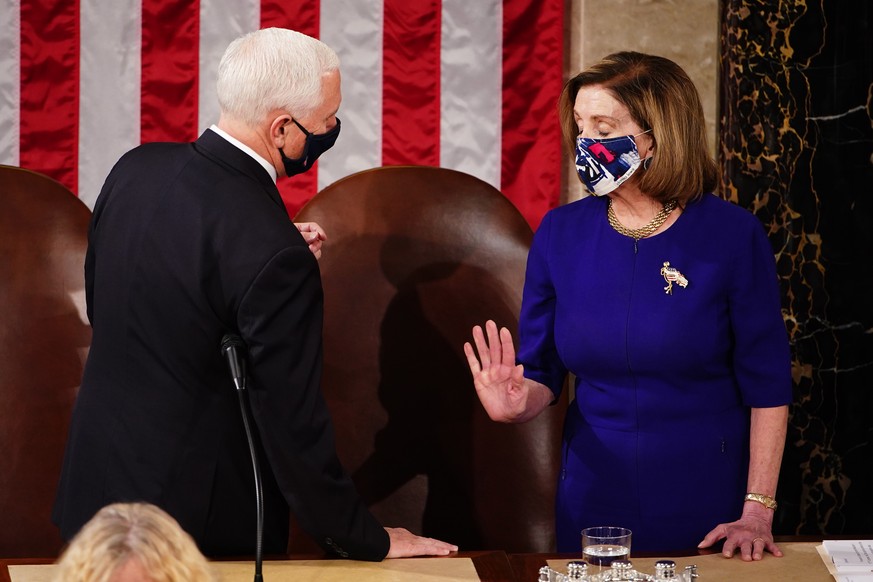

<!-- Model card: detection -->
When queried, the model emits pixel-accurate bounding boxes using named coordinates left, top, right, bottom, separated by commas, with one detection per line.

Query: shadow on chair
left=0, top=166, right=92, bottom=557
left=293, top=166, right=567, bottom=553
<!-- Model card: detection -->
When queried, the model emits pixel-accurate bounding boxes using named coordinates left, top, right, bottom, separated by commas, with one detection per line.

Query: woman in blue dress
left=464, top=52, right=792, bottom=560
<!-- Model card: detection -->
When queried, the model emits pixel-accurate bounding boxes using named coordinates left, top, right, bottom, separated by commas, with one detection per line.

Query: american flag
left=0, top=0, right=563, bottom=227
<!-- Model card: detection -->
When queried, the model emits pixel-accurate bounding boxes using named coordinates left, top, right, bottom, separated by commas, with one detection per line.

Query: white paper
left=822, top=540, right=873, bottom=580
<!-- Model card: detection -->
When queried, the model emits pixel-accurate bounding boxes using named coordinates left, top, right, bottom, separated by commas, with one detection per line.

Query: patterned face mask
left=574, top=129, right=651, bottom=196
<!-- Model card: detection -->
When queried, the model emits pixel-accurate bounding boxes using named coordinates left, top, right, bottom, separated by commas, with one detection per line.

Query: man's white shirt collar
left=209, top=125, right=277, bottom=183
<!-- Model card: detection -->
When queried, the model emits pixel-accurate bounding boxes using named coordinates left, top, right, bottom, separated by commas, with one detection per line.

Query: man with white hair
left=53, top=28, right=456, bottom=561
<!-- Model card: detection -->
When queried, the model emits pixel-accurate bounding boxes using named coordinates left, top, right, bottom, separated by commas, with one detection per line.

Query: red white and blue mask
left=574, top=130, right=651, bottom=196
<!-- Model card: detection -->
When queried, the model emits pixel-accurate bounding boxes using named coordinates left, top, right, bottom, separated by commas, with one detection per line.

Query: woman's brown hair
left=558, top=52, right=718, bottom=204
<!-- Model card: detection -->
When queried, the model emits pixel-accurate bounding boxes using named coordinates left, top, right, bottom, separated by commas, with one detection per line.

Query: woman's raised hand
left=463, top=320, right=549, bottom=423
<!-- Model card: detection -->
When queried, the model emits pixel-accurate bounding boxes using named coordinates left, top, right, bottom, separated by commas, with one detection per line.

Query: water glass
left=581, top=526, right=632, bottom=572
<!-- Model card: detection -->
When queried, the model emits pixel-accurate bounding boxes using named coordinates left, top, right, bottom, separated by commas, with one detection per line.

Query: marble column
left=720, top=0, right=873, bottom=535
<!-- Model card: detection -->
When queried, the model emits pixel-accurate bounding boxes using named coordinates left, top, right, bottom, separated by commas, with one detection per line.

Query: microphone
left=219, top=334, right=264, bottom=582
left=220, top=333, right=247, bottom=391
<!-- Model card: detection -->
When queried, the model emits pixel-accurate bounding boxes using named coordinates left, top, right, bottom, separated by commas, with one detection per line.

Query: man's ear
left=270, top=115, right=291, bottom=148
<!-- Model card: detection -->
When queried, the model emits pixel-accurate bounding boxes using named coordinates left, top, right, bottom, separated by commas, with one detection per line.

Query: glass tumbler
left=581, top=526, right=632, bottom=572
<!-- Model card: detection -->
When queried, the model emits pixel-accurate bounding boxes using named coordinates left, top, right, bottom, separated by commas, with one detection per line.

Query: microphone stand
left=221, top=334, right=264, bottom=582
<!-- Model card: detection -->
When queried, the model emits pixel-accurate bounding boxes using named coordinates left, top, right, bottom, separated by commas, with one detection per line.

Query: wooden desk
left=2, top=543, right=842, bottom=581
left=1, top=551, right=516, bottom=582
left=510, top=542, right=833, bottom=581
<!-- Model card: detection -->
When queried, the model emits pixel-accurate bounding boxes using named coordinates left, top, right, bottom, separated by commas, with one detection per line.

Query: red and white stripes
left=1, top=0, right=563, bottom=227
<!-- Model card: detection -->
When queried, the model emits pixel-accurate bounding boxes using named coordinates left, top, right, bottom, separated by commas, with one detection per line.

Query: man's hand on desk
left=384, top=527, right=459, bottom=558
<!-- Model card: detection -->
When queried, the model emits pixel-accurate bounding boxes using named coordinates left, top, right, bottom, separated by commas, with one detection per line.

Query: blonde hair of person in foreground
left=52, top=502, right=218, bottom=582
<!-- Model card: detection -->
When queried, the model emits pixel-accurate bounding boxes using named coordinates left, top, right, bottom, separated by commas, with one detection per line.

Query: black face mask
left=279, top=117, right=341, bottom=176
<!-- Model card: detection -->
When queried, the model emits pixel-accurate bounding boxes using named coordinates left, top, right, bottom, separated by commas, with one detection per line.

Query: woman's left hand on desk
left=697, top=509, right=783, bottom=561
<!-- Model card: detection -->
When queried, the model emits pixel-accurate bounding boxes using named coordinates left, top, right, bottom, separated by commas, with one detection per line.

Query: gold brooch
left=660, top=261, right=688, bottom=294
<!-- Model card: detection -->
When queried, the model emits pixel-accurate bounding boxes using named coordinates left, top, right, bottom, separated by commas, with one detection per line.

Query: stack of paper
left=819, top=540, right=873, bottom=581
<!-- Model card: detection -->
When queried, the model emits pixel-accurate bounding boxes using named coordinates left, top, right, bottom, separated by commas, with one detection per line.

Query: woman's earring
left=642, top=156, right=653, bottom=170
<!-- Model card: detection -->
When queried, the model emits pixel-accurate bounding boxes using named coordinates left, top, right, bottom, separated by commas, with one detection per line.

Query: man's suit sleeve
left=236, top=245, right=390, bottom=561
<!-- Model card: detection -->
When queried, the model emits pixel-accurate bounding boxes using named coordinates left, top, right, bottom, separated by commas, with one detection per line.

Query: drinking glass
left=581, top=526, right=632, bottom=572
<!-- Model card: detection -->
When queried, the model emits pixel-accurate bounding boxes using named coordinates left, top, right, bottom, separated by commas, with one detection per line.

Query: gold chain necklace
left=607, top=198, right=678, bottom=240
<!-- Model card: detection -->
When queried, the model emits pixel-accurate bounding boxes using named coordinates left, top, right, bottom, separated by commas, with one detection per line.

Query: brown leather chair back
left=294, top=166, right=567, bottom=553
left=0, top=165, right=91, bottom=557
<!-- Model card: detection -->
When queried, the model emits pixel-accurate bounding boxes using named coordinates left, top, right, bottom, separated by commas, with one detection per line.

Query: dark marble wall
left=719, top=0, right=873, bottom=535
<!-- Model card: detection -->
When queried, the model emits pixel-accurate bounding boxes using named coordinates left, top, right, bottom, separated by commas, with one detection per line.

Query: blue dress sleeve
left=517, top=211, right=567, bottom=398
left=728, top=218, right=793, bottom=408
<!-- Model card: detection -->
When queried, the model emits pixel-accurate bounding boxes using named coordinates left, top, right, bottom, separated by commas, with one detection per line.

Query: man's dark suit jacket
left=52, top=129, right=389, bottom=560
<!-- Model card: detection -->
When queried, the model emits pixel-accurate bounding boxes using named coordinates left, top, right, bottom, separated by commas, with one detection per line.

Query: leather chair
left=294, top=166, right=567, bottom=553
left=0, top=165, right=92, bottom=557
